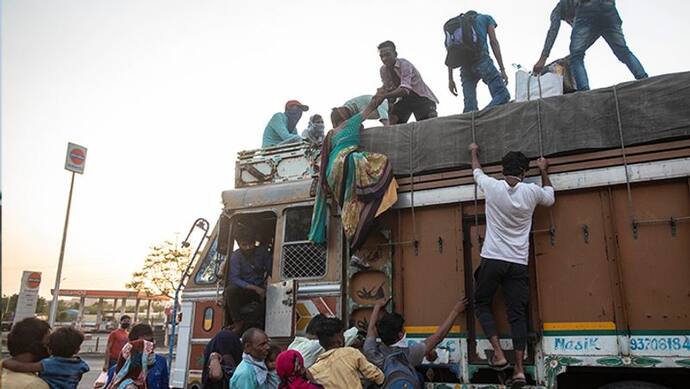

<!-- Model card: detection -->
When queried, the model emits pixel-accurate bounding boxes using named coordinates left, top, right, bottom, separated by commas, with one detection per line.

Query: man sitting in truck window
left=262, top=100, right=309, bottom=148
left=363, top=298, right=467, bottom=372
left=287, top=314, right=361, bottom=369
left=469, top=143, right=555, bottom=386
left=225, top=226, right=273, bottom=328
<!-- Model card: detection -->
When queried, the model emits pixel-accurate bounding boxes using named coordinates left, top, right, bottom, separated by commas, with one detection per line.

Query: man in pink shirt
left=377, top=40, right=439, bottom=124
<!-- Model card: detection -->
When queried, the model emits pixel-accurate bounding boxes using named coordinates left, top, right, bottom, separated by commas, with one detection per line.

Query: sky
left=3, top=0, right=690, bottom=298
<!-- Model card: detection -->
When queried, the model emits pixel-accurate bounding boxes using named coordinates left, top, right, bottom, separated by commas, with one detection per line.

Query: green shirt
left=262, top=112, right=302, bottom=148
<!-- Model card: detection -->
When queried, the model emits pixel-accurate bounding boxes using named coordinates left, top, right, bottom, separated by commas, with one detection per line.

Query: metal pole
left=49, top=172, right=76, bottom=326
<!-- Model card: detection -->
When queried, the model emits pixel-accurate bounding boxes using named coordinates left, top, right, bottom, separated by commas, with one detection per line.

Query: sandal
left=506, top=375, right=527, bottom=388
left=488, top=356, right=510, bottom=371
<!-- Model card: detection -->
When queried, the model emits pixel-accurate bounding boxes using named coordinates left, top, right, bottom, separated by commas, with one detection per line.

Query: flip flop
left=488, top=357, right=510, bottom=371
left=506, top=376, right=527, bottom=388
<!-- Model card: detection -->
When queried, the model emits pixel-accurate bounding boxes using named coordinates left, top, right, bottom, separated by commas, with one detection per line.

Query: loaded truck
left=170, top=73, right=690, bottom=389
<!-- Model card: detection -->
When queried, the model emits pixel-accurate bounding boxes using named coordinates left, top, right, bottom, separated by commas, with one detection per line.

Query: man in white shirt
left=469, top=143, right=555, bottom=386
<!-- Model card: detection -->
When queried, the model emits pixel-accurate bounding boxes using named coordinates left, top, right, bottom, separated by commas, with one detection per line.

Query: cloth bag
left=515, top=70, right=563, bottom=102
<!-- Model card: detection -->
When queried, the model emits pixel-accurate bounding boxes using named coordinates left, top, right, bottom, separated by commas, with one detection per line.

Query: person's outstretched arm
left=470, top=143, right=481, bottom=170
left=448, top=67, right=458, bottom=96
left=534, top=3, right=563, bottom=73
left=536, top=157, right=556, bottom=206
left=356, top=350, right=385, bottom=385
left=366, top=297, right=390, bottom=338
left=487, top=25, right=508, bottom=85
left=360, top=95, right=385, bottom=121
left=1, top=359, right=42, bottom=373
left=422, top=298, right=468, bottom=355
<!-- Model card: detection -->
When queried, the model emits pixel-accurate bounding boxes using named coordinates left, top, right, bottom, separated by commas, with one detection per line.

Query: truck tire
left=598, top=381, right=669, bottom=389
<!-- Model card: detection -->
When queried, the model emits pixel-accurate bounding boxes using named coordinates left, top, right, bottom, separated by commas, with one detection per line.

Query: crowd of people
left=202, top=296, right=470, bottom=389
left=0, top=315, right=168, bottom=389
left=261, top=1, right=647, bottom=148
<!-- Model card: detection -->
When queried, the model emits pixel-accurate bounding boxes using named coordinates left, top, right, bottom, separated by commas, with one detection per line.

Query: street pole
left=48, top=171, right=76, bottom=326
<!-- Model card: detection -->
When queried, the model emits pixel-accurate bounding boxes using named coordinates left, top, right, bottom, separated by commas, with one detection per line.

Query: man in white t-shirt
left=469, top=143, right=555, bottom=386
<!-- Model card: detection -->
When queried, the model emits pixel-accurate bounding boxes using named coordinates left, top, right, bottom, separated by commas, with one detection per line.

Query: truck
left=171, top=73, right=690, bottom=389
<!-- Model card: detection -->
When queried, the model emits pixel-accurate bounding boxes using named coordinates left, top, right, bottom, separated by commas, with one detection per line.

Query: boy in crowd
left=2, top=326, right=90, bottom=389
left=308, top=318, right=384, bottom=389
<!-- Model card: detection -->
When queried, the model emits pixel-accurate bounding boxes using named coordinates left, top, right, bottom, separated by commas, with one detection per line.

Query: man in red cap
left=262, top=100, right=309, bottom=148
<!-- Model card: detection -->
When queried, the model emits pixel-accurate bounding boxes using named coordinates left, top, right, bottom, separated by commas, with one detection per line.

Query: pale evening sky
left=2, top=0, right=689, bottom=297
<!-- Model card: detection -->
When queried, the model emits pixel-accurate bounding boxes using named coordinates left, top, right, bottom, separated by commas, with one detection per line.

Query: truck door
left=532, top=189, right=622, bottom=360
left=611, top=179, right=690, bottom=361
left=265, top=280, right=298, bottom=338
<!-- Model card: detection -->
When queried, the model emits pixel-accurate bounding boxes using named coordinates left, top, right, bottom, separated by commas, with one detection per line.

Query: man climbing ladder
left=469, top=143, right=555, bottom=387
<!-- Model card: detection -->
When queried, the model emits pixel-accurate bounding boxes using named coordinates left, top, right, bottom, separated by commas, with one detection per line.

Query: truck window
left=280, top=206, right=327, bottom=279
left=194, top=238, right=223, bottom=284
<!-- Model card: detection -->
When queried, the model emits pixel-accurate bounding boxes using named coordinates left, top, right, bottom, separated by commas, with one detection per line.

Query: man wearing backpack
left=363, top=298, right=468, bottom=388
left=445, top=11, right=510, bottom=113
left=377, top=40, right=439, bottom=124
left=532, top=0, right=647, bottom=91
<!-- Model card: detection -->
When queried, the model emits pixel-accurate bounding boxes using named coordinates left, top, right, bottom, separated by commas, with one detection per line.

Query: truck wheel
left=598, top=381, right=669, bottom=389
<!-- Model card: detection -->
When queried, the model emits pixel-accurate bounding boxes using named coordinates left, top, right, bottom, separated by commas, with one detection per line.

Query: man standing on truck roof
left=532, top=0, right=647, bottom=91
left=445, top=10, right=510, bottom=113
left=377, top=40, right=439, bottom=124
left=224, top=226, right=272, bottom=328
left=262, top=100, right=309, bottom=148
left=469, top=143, right=555, bottom=386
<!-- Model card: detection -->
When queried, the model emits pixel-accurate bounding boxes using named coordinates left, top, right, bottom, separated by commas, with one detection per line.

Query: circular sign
left=27, top=272, right=41, bottom=289
left=69, top=148, right=86, bottom=165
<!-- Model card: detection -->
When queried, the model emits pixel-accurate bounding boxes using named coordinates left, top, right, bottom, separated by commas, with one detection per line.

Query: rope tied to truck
left=534, top=75, right=556, bottom=245
left=471, top=111, right=483, bottom=248
left=612, top=84, right=636, bottom=230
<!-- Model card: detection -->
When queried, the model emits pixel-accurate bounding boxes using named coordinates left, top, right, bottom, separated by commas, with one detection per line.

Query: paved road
left=79, top=355, right=106, bottom=389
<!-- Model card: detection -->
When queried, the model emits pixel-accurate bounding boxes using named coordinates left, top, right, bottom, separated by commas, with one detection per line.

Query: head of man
left=376, top=312, right=405, bottom=346
left=235, top=225, right=256, bottom=257
left=284, top=100, right=309, bottom=132
left=377, top=40, right=398, bottom=68
left=316, top=317, right=344, bottom=351
left=242, top=328, right=270, bottom=361
left=120, top=314, right=132, bottom=330
left=330, top=106, right=354, bottom=129
left=502, top=151, right=530, bottom=182
left=49, top=326, right=84, bottom=358
left=7, top=318, right=52, bottom=362
left=128, top=323, right=155, bottom=343
left=304, top=314, right=327, bottom=339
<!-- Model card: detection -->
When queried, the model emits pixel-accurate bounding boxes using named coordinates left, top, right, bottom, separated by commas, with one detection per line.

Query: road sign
left=14, top=271, right=42, bottom=324
left=65, top=142, right=87, bottom=174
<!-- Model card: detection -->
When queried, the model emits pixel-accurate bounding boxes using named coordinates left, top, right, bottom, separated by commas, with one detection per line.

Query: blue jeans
left=570, top=0, right=647, bottom=91
left=460, top=56, right=510, bottom=113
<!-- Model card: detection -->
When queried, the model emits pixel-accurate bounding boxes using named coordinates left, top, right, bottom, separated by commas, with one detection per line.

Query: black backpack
left=443, top=11, right=482, bottom=69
